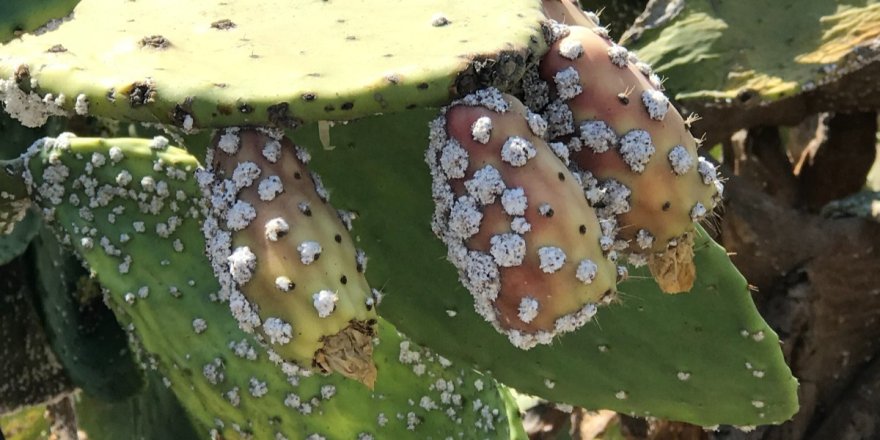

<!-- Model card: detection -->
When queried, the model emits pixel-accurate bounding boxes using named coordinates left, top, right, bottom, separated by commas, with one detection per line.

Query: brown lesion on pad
left=211, top=19, right=236, bottom=30
left=139, top=35, right=171, bottom=49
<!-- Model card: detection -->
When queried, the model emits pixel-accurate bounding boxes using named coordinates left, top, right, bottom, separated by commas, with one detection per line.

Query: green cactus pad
left=0, top=0, right=79, bottom=43
left=622, top=0, right=880, bottom=103
left=0, top=209, right=39, bottom=264
left=0, top=0, right=545, bottom=129
left=291, top=110, right=799, bottom=427
left=30, top=226, right=144, bottom=401
left=25, top=135, right=524, bottom=439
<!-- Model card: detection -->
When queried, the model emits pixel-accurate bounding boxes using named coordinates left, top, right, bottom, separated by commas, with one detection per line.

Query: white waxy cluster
left=580, top=120, right=617, bottom=153
left=489, top=233, right=526, bottom=267
left=275, top=276, right=294, bottom=292
left=264, top=217, right=289, bottom=241
left=576, top=259, right=598, bottom=284
left=641, top=90, right=669, bottom=121
left=232, top=161, right=261, bottom=189
left=258, top=175, right=283, bottom=201
left=262, top=317, right=293, bottom=345
left=470, top=116, right=493, bottom=144
left=667, top=145, right=694, bottom=175
left=548, top=141, right=570, bottom=165
left=448, top=196, right=482, bottom=240
left=525, top=110, right=548, bottom=138
left=465, top=165, right=505, bottom=204
left=500, top=187, right=527, bottom=216
left=228, top=246, right=257, bottom=284
left=543, top=99, right=575, bottom=139
left=636, top=229, right=655, bottom=250
left=558, top=38, right=584, bottom=60
left=312, top=290, right=338, bottom=318
left=607, top=45, right=629, bottom=68
left=553, top=67, right=582, bottom=101
left=517, top=297, right=539, bottom=323
left=691, top=202, right=707, bottom=221
left=439, top=139, right=469, bottom=179
left=262, top=139, right=282, bottom=163
left=217, top=128, right=241, bottom=154
left=226, top=200, right=256, bottom=230
left=538, top=247, right=566, bottom=273
left=500, top=137, right=536, bottom=167
left=297, top=241, right=322, bottom=264
left=619, top=129, right=655, bottom=173
left=697, top=156, right=718, bottom=185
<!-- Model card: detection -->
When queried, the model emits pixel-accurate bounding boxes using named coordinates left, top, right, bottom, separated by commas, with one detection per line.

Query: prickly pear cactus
left=294, top=108, right=798, bottom=427
left=426, top=89, right=618, bottom=349
left=531, top=23, right=722, bottom=292
left=0, top=0, right=79, bottom=43
left=0, top=0, right=545, bottom=129
left=23, top=134, right=525, bottom=439
left=200, top=127, right=379, bottom=386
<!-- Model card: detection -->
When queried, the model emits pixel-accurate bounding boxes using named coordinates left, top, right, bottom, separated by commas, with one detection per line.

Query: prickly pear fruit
left=200, top=127, right=378, bottom=386
left=534, top=24, right=723, bottom=292
left=427, top=88, right=618, bottom=350
left=23, top=135, right=524, bottom=439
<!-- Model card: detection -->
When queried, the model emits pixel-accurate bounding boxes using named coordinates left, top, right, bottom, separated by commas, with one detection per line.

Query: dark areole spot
left=301, top=93, right=317, bottom=102
left=211, top=19, right=236, bottom=30
left=293, top=172, right=302, bottom=180
left=662, top=201, right=671, bottom=211
left=140, top=35, right=171, bottom=49
left=617, top=93, right=629, bottom=105
left=334, top=234, right=342, bottom=243
left=340, top=275, right=347, bottom=285
left=579, top=225, right=587, bottom=234
left=341, top=102, right=354, bottom=110
left=557, top=172, right=565, bottom=181
left=417, top=82, right=429, bottom=90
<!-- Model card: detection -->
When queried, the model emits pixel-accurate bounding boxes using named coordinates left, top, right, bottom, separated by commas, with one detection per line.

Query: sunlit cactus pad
left=0, top=0, right=79, bottom=43
left=0, top=0, right=546, bottom=128
left=623, top=0, right=880, bottom=103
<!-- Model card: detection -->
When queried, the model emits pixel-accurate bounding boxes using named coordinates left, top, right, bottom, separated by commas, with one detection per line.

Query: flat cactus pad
left=623, top=0, right=880, bottom=104
left=0, top=0, right=545, bottom=128
left=293, top=110, right=799, bottom=427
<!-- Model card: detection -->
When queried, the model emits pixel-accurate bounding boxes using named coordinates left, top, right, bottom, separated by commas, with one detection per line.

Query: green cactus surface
left=0, top=0, right=545, bottom=129
left=30, top=226, right=144, bottom=401
left=24, top=134, right=525, bottom=439
left=0, top=209, right=39, bottom=264
left=291, top=109, right=799, bottom=427
left=622, top=0, right=880, bottom=103
left=0, top=0, right=79, bottom=43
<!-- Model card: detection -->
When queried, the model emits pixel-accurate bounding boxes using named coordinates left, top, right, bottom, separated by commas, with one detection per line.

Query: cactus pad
left=0, top=0, right=545, bottom=128
left=0, top=0, right=79, bottom=43
left=623, top=0, right=880, bottom=104
left=293, top=109, right=798, bottom=426
left=200, top=127, right=378, bottom=386
left=24, top=134, right=524, bottom=439
left=427, top=89, right=618, bottom=349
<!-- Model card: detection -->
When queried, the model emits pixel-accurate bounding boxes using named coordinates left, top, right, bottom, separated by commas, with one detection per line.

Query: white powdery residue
left=463, top=251, right=500, bottom=301
left=553, top=67, right=582, bottom=101
left=518, top=297, right=540, bottom=323
left=284, top=393, right=301, bottom=408
left=90, top=152, right=106, bottom=168
left=356, top=248, right=368, bottom=272
left=173, top=239, right=184, bottom=252
left=558, top=38, right=584, bottom=60
left=249, top=377, right=268, bottom=397
left=295, top=146, right=311, bottom=164
left=576, top=259, right=598, bottom=284
left=510, top=216, right=531, bottom=234
left=226, top=200, right=256, bottom=230
left=232, top=161, right=261, bottom=189
left=667, top=145, right=694, bottom=175
left=150, top=136, right=170, bottom=150
left=470, top=116, right=493, bottom=144
left=543, top=99, right=575, bottom=138
left=74, top=94, right=89, bottom=115
left=599, top=180, right=631, bottom=215
left=619, top=129, right=655, bottom=173
left=202, top=358, right=225, bottom=385
left=548, top=141, right=569, bottom=165
left=275, top=276, right=293, bottom=292
left=522, top=68, right=550, bottom=110
left=501, top=187, right=527, bottom=216
left=544, top=379, right=555, bottom=389
left=538, top=203, right=553, bottom=217
left=79, top=237, right=93, bottom=249
left=697, top=156, right=717, bottom=185
left=140, top=175, right=156, bottom=192
left=0, top=78, right=68, bottom=127
left=118, top=255, right=132, bottom=274
left=297, top=241, right=322, bottom=264
left=500, top=136, right=537, bottom=167
left=489, top=233, right=526, bottom=267
left=628, top=253, right=648, bottom=267
left=262, top=139, right=282, bottom=162
left=464, top=87, right=509, bottom=113
left=228, top=246, right=257, bottom=284
left=192, top=318, right=207, bottom=334
left=109, top=146, right=124, bottom=163
left=465, top=165, right=505, bottom=204
left=264, top=217, right=289, bottom=241
left=538, top=247, right=566, bottom=273
left=580, top=120, right=617, bottom=153
left=526, top=110, right=548, bottom=138
left=636, top=61, right=654, bottom=77
left=677, top=371, right=691, bottom=381
left=182, top=115, right=194, bottom=132
left=310, top=171, right=330, bottom=202
left=313, top=290, right=338, bottom=318
left=137, top=286, right=150, bottom=298
left=321, top=385, right=336, bottom=400
left=691, top=202, right=707, bottom=221
left=218, top=129, right=241, bottom=154
left=546, top=21, right=570, bottom=43
left=641, top=89, right=669, bottom=121
left=636, top=229, right=654, bottom=250
left=262, top=317, right=293, bottom=345
left=615, top=390, right=628, bottom=400
left=607, top=45, right=629, bottom=68
left=440, top=139, right=469, bottom=179
left=115, top=170, right=132, bottom=186
left=258, top=175, right=283, bottom=201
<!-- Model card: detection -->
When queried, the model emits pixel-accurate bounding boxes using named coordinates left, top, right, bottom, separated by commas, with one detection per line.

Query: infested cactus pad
left=200, top=127, right=378, bottom=386
left=427, top=89, right=618, bottom=349
left=0, top=0, right=546, bottom=129
left=23, top=134, right=524, bottom=439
